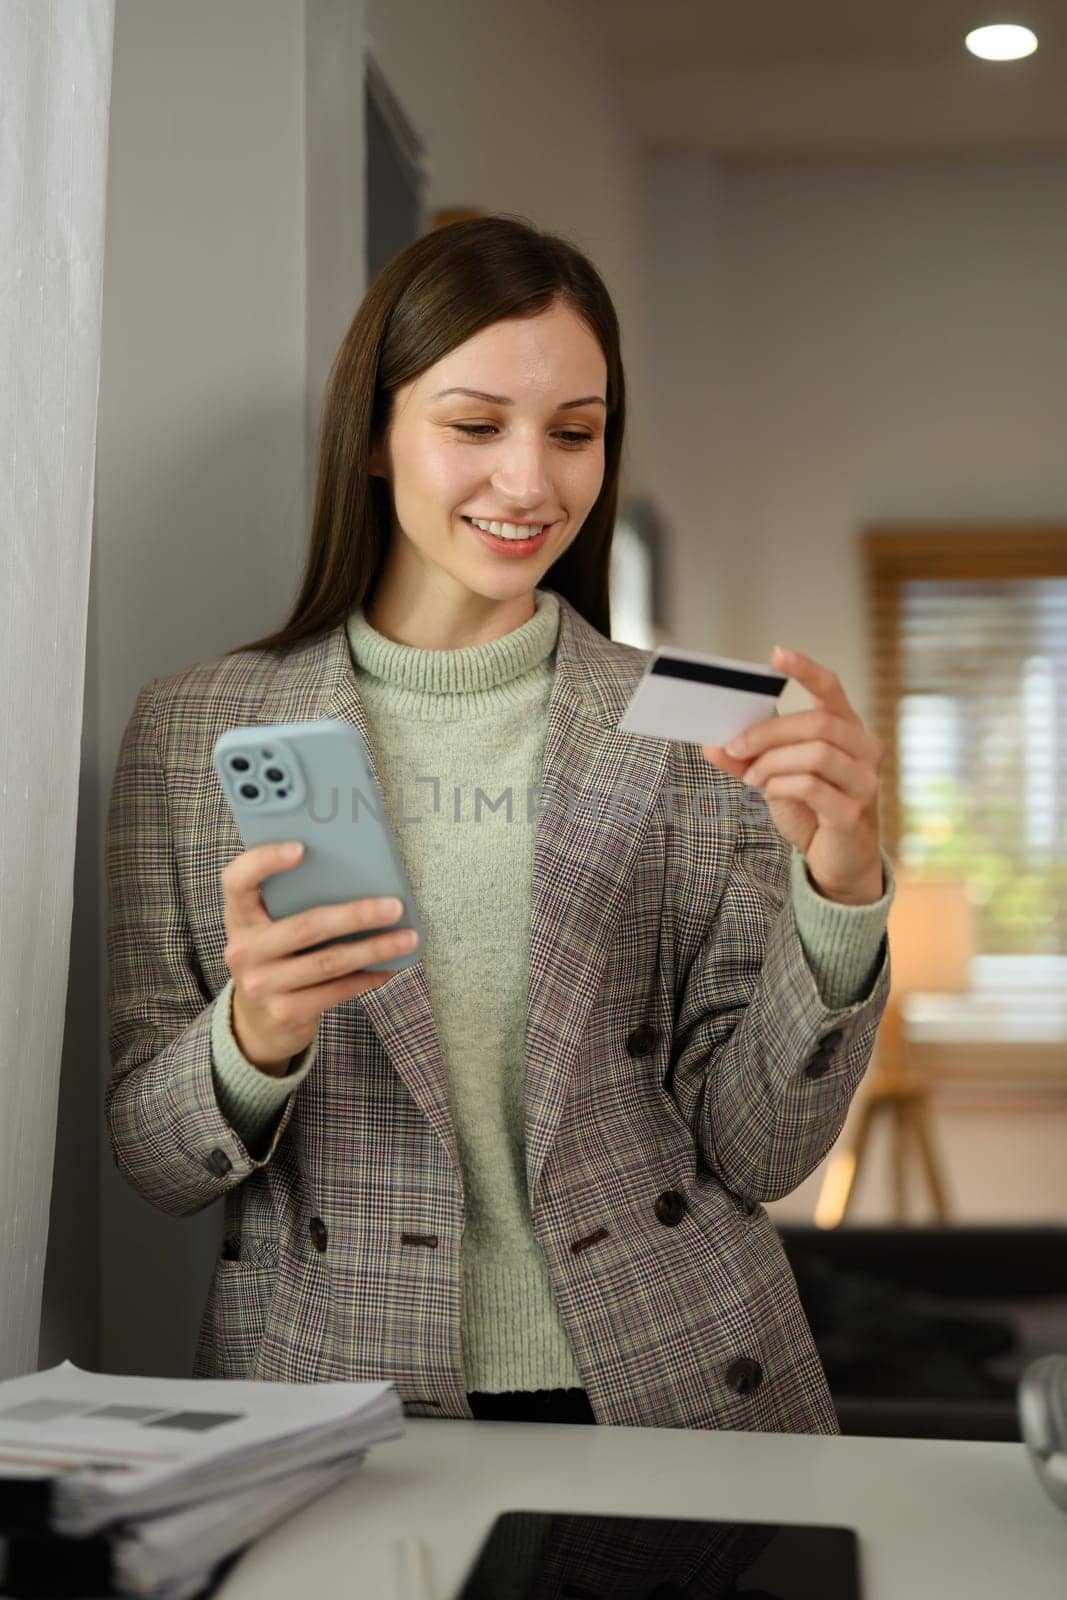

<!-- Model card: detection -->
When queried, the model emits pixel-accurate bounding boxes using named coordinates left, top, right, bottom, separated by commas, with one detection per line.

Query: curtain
left=0, top=0, right=116, bottom=1379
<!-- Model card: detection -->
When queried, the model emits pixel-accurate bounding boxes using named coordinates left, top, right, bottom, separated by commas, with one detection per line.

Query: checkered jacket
left=105, top=593, right=890, bottom=1433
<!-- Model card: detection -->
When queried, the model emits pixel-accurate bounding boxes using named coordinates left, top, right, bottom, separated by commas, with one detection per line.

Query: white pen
left=396, top=1532, right=434, bottom=1600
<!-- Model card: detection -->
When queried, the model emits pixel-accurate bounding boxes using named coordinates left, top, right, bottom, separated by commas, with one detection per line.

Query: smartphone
left=211, top=717, right=425, bottom=972
left=453, top=1509, right=861, bottom=1599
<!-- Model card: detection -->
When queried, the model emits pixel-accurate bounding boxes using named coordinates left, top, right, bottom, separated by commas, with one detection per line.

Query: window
left=865, top=527, right=1067, bottom=1041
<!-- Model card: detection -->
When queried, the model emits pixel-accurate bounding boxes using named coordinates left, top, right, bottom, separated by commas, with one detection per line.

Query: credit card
left=618, top=647, right=788, bottom=747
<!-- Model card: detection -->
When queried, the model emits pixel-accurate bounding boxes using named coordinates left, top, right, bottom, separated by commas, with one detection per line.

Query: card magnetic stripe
left=650, top=658, right=788, bottom=696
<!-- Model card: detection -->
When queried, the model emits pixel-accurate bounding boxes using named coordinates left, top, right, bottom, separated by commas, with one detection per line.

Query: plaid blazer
left=105, top=591, right=890, bottom=1434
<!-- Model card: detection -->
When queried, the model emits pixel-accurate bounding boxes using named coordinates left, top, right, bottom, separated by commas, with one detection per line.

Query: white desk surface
left=216, top=1418, right=1067, bottom=1599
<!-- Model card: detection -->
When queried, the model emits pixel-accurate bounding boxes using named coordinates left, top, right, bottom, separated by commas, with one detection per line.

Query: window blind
left=864, top=528, right=1067, bottom=965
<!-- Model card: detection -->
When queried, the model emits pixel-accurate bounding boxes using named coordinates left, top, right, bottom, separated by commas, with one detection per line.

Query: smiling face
left=365, top=300, right=608, bottom=648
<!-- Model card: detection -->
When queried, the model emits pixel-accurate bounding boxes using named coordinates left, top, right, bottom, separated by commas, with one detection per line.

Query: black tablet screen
left=452, top=1509, right=860, bottom=1599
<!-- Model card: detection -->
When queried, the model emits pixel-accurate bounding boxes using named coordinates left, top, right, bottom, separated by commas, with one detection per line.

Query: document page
left=0, top=1360, right=403, bottom=1534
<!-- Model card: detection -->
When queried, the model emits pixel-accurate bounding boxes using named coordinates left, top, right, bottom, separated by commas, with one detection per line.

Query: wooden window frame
left=863, top=524, right=1067, bottom=859
left=863, top=525, right=1067, bottom=1085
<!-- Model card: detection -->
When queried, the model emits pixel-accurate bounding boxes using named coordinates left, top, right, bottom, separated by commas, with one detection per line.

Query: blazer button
left=626, top=1024, right=657, bottom=1056
left=309, top=1216, right=328, bottom=1252
left=725, top=1357, right=763, bottom=1395
left=654, top=1189, right=687, bottom=1226
left=204, top=1148, right=232, bottom=1178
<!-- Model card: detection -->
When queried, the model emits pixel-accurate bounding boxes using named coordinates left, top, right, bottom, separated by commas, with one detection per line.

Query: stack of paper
left=0, top=1360, right=405, bottom=1597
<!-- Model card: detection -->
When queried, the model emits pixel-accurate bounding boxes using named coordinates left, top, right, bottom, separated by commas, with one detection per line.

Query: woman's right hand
left=221, top=842, right=420, bottom=1076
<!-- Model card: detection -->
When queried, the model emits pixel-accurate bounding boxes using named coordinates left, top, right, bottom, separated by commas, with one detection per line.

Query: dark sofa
left=776, top=1225, right=1067, bottom=1441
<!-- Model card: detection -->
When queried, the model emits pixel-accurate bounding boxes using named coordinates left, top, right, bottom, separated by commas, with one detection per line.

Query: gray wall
left=41, top=0, right=368, bottom=1374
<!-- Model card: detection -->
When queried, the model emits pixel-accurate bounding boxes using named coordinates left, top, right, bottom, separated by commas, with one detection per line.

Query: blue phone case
left=211, top=717, right=424, bottom=972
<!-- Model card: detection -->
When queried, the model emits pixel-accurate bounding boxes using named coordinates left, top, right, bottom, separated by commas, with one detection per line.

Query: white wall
left=643, top=150, right=1067, bottom=1223
left=639, top=154, right=742, bottom=653
left=722, top=153, right=1067, bottom=662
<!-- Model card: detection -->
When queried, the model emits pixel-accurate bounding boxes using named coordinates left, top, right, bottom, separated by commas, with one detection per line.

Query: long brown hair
left=225, top=212, right=626, bottom=656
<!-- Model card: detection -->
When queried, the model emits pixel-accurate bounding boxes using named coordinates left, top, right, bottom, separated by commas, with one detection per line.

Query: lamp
left=878, top=875, right=975, bottom=1077
left=888, top=876, right=976, bottom=999
left=815, top=873, right=975, bottom=1227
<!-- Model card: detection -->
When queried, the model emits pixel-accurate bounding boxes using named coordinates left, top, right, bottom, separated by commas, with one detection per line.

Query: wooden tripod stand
left=814, top=998, right=952, bottom=1227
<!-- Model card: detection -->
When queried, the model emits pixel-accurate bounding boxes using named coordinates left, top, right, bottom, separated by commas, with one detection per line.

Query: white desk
left=214, top=1419, right=1067, bottom=1599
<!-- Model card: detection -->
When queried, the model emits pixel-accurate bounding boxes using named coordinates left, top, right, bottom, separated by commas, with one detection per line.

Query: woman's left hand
left=701, top=646, right=886, bottom=905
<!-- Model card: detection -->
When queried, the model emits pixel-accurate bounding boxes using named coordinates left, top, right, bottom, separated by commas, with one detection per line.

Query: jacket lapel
left=271, top=594, right=670, bottom=1204
left=518, top=603, right=670, bottom=1209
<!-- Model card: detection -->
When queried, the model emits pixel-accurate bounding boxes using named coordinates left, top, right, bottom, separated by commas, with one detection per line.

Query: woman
left=106, top=214, right=894, bottom=1433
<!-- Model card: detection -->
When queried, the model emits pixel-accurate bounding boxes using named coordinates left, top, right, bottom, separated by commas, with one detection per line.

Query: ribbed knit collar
left=346, top=587, right=560, bottom=700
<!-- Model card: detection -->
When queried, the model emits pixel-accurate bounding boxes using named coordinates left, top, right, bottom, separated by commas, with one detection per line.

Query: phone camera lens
left=229, top=756, right=251, bottom=772
left=239, top=783, right=260, bottom=800
left=264, top=767, right=283, bottom=782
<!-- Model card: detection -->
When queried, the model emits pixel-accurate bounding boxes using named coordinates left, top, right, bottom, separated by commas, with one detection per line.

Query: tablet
left=452, top=1508, right=860, bottom=1598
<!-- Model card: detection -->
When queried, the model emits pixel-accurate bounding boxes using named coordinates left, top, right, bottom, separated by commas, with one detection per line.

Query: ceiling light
left=964, top=23, right=1039, bottom=60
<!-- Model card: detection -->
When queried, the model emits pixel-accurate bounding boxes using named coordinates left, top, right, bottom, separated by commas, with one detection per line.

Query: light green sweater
left=209, top=587, right=894, bottom=1393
